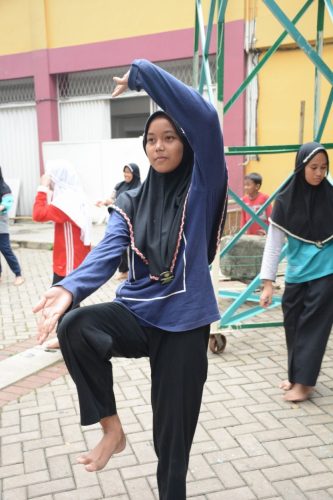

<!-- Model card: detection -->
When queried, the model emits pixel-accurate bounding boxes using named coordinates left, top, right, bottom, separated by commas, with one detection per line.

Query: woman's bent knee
left=57, top=307, right=86, bottom=342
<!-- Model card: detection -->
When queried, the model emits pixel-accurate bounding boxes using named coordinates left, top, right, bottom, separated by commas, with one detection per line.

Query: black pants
left=282, top=274, right=333, bottom=387
left=57, top=302, right=209, bottom=500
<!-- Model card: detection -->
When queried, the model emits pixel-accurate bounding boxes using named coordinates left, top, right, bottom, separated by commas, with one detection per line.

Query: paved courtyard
left=1, top=222, right=333, bottom=499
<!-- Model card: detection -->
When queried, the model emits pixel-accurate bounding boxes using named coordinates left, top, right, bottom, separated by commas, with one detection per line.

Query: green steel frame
left=194, top=0, right=333, bottom=331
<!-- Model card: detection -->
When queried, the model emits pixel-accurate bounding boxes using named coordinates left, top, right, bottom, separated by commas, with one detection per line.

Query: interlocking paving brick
left=23, top=448, right=47, bottom=473
left=121, top=461, right=156, bottom=480
left=207, top=485, right=256, bottom=499
left=28, top=477, right=75, bottom=497
left=2, top=487, right=28, bottom=500
left=262, top=463, right=307, bottom=482
left=213, top=461, right=246, bottom=489
left=273, top=479, right=307, bottom=499
left=53, top=486, right=104, bottom=500
left=2, top=244, right=333, bottom=499
left=292, top=448, right=329, bottom=474
left=242, top=469, right=278, bottom=497
left=124, top=476, right=155, bottom=500
left=47, top=455, right=72, bottom=480
left=235, top=433, right=266, bottom=457
left=3, top=470, right=50, bottom=490
left=294, top=472, right=333, bottom=491
left=263, top=441, right=295, bottom=465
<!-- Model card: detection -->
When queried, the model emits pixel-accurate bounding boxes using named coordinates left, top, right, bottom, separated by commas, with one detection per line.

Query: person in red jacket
left=33, top=159, right=92, bottom=347
left=241, top=172, right=272, bottom=235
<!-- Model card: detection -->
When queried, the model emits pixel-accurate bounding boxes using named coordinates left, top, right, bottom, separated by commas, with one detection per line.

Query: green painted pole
left=314, top=0, right=325, bottom=137
left=225, top=0, right=314, bottom=113
left=315, top=87, right=333, bottom=142
left=263, top=0, right=333, bottom=84
left=193, top=2, right=200, bottom=88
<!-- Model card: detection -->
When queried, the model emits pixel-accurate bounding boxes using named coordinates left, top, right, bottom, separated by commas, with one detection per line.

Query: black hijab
left=0, top=167, right=11, bottom=202
left=271, top=142, right=333, bottom=245
left=111, top=111, right=194, bottom=283
left=114, top=163, right=141, bottom=198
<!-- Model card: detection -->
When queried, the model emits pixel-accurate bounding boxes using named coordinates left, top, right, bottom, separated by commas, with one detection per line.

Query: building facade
left=0, top=0, right=245, bottom=215
left=0, top=1, right=331, bottom=216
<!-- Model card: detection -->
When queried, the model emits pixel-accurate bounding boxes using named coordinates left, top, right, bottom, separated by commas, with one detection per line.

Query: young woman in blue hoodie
left=34, top=59, right=227, bottom=500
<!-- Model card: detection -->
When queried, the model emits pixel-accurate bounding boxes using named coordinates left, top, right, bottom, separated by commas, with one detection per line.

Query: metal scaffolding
left=194, top=0, right=333, bottom=351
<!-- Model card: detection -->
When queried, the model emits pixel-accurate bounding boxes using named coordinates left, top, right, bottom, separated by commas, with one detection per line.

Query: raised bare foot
left=77, top=415, right=126, bottom=472
left=279, top=380, right=293, bottom=391
left=283, top=383, right=313, bottom=402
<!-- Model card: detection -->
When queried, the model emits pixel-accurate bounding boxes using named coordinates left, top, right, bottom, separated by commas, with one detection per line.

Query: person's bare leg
left=283, top=383, right=313, bottom=402
left=77, top=414, right=126, bottom=472
left=279, top=380, right=293, bottom=391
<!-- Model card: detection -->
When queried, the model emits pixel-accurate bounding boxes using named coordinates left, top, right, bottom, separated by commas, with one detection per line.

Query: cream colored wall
left=0, top=0, right=244, bottom=55
left=0, top=0, right=46, bottom=55
left=246, top=43, right=333, bottom=195
left=254, top=0, right=333, bottom=49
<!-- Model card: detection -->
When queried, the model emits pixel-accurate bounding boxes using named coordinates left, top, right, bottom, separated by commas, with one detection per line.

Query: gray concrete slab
left=1, top=224, right=333, bottom=499
left=0, top=346, right=62, bottom=389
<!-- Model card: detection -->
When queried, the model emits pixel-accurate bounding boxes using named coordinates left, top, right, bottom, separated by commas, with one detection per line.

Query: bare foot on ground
left=279, top=380, right=293, bottom=391
left=44, top=338, right=60, bottom=350
left=116, top=272, right=128, bottom=281
left=77, top=415, right=126, bottom=472
left=14, top=276, right=25, bottom=286
left=283, top=383, right=313, bottom=402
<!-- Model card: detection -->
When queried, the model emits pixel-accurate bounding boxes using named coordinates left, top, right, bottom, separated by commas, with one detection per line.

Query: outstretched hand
left=33, top=286, right=73, bottom=344
left=112, top=71, right=130, bottom=98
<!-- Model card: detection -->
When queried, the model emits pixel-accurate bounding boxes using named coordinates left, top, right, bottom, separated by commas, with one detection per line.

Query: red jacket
left=33, top=191, right=91, bottom=277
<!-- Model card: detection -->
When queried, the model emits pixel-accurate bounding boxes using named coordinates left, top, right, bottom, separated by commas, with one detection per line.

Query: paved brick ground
left=1, top=225, right=333, bottom=499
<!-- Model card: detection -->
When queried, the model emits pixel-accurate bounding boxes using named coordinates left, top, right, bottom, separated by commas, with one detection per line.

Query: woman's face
left=304, top=152, right=328, bottom=186
left=145, top=117, right=184, bottom=174
left=123, top=166, right=134, bottom=183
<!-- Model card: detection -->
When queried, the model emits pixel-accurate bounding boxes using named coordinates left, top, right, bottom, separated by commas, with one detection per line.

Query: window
left=111, top=95, right=150, bottom=138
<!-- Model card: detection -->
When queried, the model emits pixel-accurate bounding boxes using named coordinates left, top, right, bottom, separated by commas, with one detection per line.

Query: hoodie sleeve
left=128, top=59, right=227, bottom=191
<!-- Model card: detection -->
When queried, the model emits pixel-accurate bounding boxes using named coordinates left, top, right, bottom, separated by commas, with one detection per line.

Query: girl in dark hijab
left=96, top=163, right=141, bottom=279
left=114, top=162, right=141, bottom=197
left=260, top=142, right=332, bottom=402
left=33, top=59, right=227, bottom=500
left=0, top=167, right=24, bottom=285
left=114, top=111, right=194, bottom=282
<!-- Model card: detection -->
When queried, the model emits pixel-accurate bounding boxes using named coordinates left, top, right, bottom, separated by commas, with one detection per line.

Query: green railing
left=194, top=0, right=333, bottom=334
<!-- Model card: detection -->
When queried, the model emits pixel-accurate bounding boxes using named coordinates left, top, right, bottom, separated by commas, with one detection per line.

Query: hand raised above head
left=111, top=71, right=130, bottom=98
left=33, top=286, right=73, bottom=344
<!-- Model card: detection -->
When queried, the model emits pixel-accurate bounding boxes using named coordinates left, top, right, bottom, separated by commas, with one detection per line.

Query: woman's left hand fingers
left=112, top=72, right=129, bottom=98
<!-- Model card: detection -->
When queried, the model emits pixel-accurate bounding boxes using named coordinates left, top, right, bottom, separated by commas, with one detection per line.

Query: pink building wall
left=0, top=22, right=245, bottom=190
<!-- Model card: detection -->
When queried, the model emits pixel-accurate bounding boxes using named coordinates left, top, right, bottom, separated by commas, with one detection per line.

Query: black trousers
left=57, top=302, right=209, bottom=500
left=282, top=274, right=333, bottom=387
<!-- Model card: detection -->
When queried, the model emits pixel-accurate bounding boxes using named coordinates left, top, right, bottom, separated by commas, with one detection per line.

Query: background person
left=241, top=172, right=272, bottom=235
left=33, top=159, right=92, bottom=348
left=260, top=142, right=333, bottom=402
left=0, top=167, right=24, bottom=286
left=96, top=163, right=141, bottom=279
